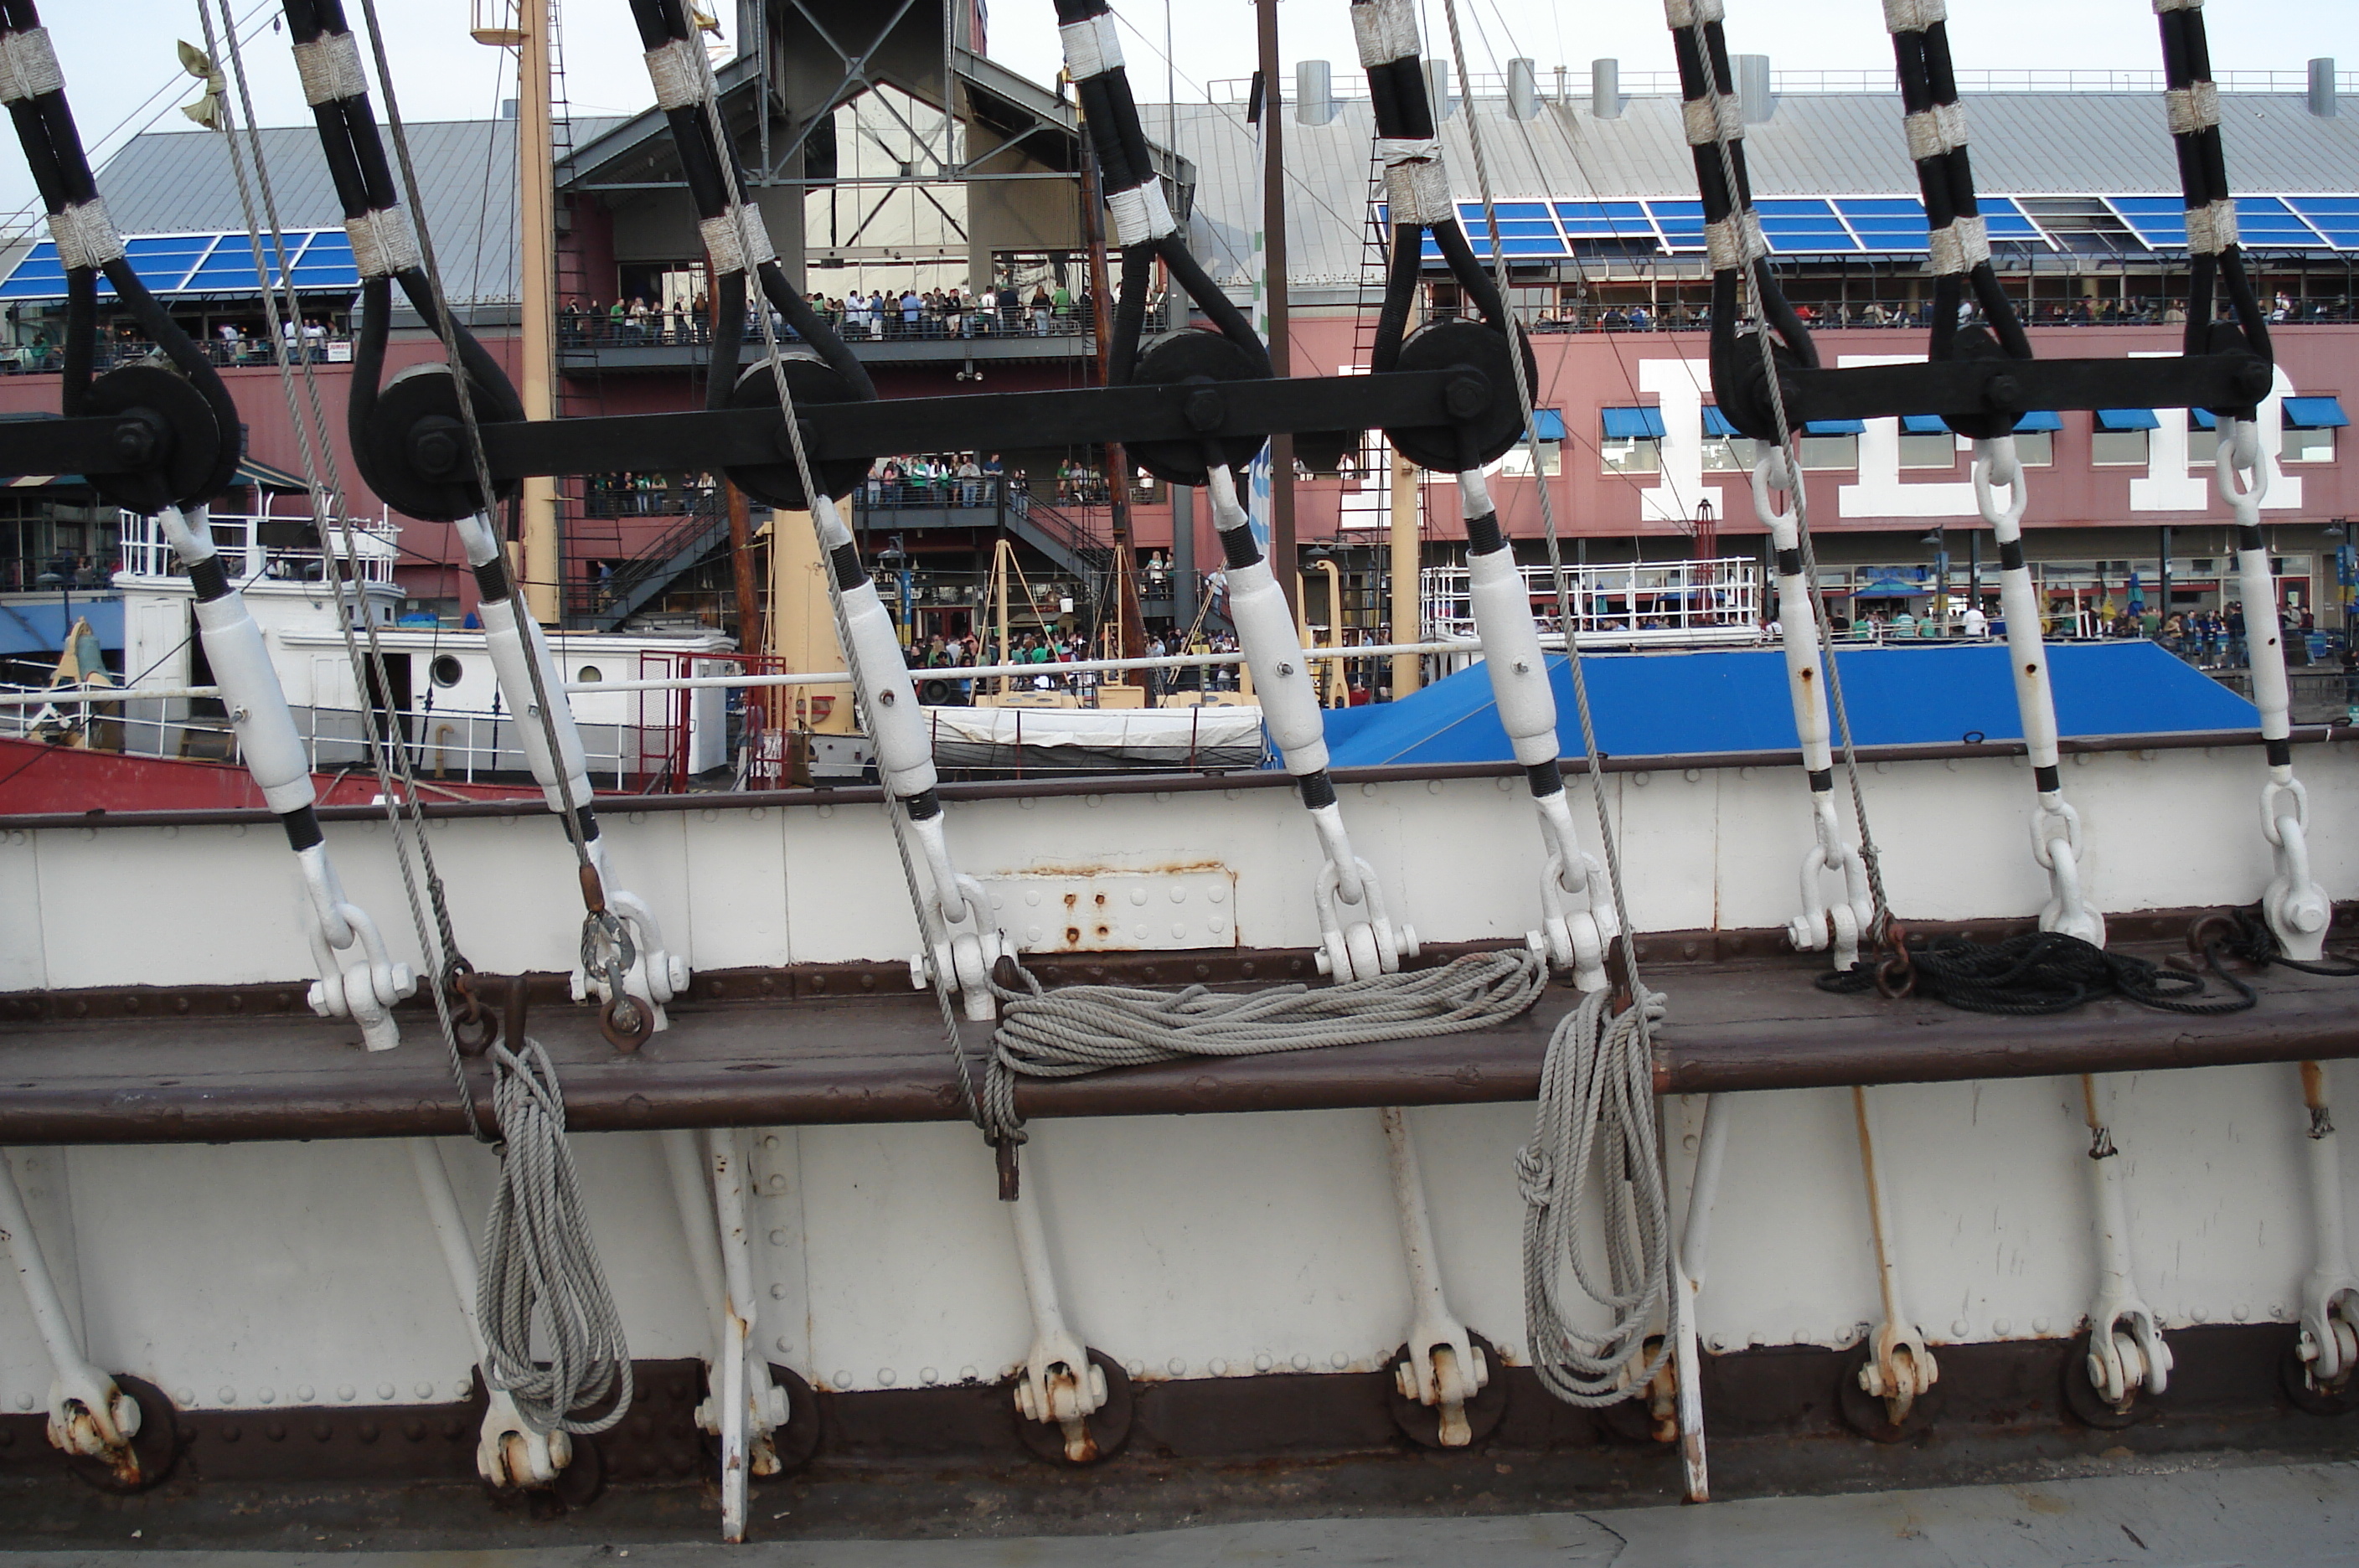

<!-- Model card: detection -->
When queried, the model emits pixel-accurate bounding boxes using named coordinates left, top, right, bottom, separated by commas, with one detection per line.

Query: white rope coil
left=981, top=950, right=1547, bottom=1144
left=1903, top=101, right=1969, bottom=161
left=1384, top=157, right=1453, bottom=229
left=643, top=36, right=705, bottom=111
left=476, top=1035, right=635, bottom=1435
left=1680, top=93, right=1741, bottom=148
left=1105, top=179, right=1176, bottom=247
left=1704, top=210, right=1768, bottom=272
left=699, top=209, right=777, bottom=275
left=48, top=199, right=124, bottom=271
left=346, top=206, right=420, bottom=277
left=1882, top=0, right=1948, bottom=30
left=1927, top=212, right=1990, bottom=275
left=2165, top=80, right=2220, bottom=135
left=1663, top=0, right=1724, bottom=26
left=1351, top=0, right=1422, bottom=68
left=1519, top=986, right=1672, bottom=1405
left=2186, top=197, right=2238, bottom=255
left=1057, top=13, right=1122, bottom=80
left=292, top=30, right=367, bottom=107
left=0, top=26, right=62, bottom=105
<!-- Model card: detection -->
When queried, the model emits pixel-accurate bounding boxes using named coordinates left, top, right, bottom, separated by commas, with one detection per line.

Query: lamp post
left=1922, top=526, right=1948, bottom=633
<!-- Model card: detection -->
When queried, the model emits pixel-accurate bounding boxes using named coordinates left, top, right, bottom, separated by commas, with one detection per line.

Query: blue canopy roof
left=2284, top=396, right=2349, bottom=429
left=1900, top=414, right=1949, bottom=434
left=1602, top=407, right=1666, bottom=441
left=1804, top=418, right=1866, bottom=436
left=2012, top=410, right=2063, bottom=432
left=1530, top=408, right=1567, bottom=441
left=1317, top=642, right=2258, bottom=767
left=1702, top=406, right=1740, bottom=438
left=2096, top=408, right=2160, bottom=431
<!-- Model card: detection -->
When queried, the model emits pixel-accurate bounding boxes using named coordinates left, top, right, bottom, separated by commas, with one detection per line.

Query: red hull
left=0, top=736, right=540, bottom=816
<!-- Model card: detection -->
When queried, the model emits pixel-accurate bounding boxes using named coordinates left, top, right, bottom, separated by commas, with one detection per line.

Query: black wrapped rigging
left=0, top=0, right=242, bottom=512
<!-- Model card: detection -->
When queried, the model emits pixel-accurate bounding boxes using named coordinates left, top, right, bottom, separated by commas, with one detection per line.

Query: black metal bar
left=1785, top=351, right=2270, bottom=426
left=463, top=369, right=1471, bottom=482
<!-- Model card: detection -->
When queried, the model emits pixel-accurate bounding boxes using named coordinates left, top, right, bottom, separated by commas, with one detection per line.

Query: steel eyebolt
left=600, top=991, right=653, bottom=1053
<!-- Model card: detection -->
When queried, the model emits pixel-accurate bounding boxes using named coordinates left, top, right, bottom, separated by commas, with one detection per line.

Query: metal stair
left=1006, top=498, right=1114, bottom=605
left=582, top=487, right=732, bottom=631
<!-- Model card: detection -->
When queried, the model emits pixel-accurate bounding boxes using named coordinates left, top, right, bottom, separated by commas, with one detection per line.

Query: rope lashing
left=1819, top=929, right=2254, bottom=1016
left=476, top=1029, right=634, bottom=1436
left=2191, top=905, right=2359, bottom=979
left=1518, top=985, right=1672, bottom=1406
left=979, top=948, right=1548, bottom=1145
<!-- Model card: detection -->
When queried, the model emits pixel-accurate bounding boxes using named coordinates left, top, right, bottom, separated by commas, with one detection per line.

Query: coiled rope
left=981, top=947, right=1546, bottom=1144
left=475, top=1033, right=632, bottom=1436
left=1517, top=986, right=1670, bottom=1405
left=1817, top=930, right=2256, bottom=1016
left=2192, top=905, right=2359, bottom=979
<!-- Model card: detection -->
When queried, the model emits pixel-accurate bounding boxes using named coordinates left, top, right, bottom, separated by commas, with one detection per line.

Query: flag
left=178, top=40, right=225, bottom=132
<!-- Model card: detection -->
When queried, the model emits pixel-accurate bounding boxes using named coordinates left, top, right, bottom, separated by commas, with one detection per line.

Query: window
left=1601, top=405, right=1665, bottom=475
left=1601, top=437, right=1661, bottom=474
left=429, top=654, right=462, bottom=688
left=1701, top=436, right=1758, bottom=472
left=1962, top=428, right=2053, bottom=467
left=1900, top=434, right=1955, bottom=469
left=2188, top=414, right=2218, bottom=467
left=2092, top=408, right=2155, bottom=467
left=1799, top=435, right=1858, bottom=470
left=2092, top=431, right=2150, bottom=466
left=2283, top=396, right=2347, bottom=466
left=576, top=665, right=603, bottom=683
left=2284, top=426, right=2337, bottom=463
left=1500, top=441, right=1561, bottom=477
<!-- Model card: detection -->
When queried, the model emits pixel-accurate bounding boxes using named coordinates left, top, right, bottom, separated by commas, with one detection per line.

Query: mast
left=1255, top=0, right=1296, bottom=621
left=1076, top=110, right=1146, bottom=681
left=480, top=0, right=561, bottom=626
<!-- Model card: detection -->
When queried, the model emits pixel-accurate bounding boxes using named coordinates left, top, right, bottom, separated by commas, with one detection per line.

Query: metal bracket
left=1381, top=1108, right=1489, bottom=1447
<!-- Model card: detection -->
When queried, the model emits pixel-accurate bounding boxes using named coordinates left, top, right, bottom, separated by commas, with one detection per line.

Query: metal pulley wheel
left=725, top=353, right=871, bottom=510
left=80, top=364, right=228, bottom=516
left=359, top=362, right=524, bottom=522
left=1123, top=329, right=1271, bottom=487
left=1381, top=318, right=1536, bottom=475
left=1004, top=1347, right=1133, bottom=1466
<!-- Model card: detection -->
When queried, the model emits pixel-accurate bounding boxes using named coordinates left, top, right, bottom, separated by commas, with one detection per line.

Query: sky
left=3, top=0, right=2355, bottom=239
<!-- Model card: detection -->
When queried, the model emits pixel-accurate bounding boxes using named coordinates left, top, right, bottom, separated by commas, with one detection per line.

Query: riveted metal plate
left=981, top=866, right=1241, bottom=954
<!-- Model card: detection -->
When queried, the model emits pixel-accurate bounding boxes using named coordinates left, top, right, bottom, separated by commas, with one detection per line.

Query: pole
left=2159, top=525, right=2172, bottom=638
left=1256, top=0, right=1297, bottom=621
left=1388, top=292, right=1421, bottom=701
left=1076, top=102, right=1146, bottom=679
left=516, top=0, right=560, bottom=624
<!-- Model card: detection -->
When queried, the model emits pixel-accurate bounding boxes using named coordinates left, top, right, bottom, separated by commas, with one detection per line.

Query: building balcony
left=558, top=314, right=1102, bottom=374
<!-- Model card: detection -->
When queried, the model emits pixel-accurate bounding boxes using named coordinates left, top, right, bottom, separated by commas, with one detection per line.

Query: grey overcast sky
left=4, top=0, right=2354, bottom=238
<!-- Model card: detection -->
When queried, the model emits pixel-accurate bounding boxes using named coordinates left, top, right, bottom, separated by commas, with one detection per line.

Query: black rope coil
left=1819, top=929, right=2254, bottom=1017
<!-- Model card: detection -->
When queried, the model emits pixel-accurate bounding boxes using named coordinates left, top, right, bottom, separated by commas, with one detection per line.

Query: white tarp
left=924, top=704, right=1266, bottom=771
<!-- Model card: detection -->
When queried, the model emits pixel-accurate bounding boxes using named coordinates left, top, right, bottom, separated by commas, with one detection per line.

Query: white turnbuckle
left=1382, top=1106, right=1489, bottom=1446
left=1975, top=439, right=2105, bottom=947
left=2296, top=1063, right=2359, bottom=1390
left=2217, top=419, right=2331, bottom=960
left=1005, top=1145, right=1107, bottom=1462
left=1752, top=454, right=1873, bottom=967
left=296, top=843, right=413, bottom=1052
left=2078, top=1076, right=2171, bottom=1409
left=1851, top=1087, right=1938, bottom=1422
left=407, top=1139, right=572, bottom=1488
left=0, top=1149, right=146, bottom=1479
left=1206, top=463, right=1412, bottom=983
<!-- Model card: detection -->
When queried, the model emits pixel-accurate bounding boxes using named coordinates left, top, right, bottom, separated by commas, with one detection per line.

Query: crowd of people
left=558, top=280, right=1112, bottom=348
left=1516, top=293, right=2352, bottom=334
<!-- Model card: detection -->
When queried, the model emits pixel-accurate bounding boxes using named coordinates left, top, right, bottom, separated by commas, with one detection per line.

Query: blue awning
left=2095, top=408, right=2160, bottom=431
left=1900, top=414, right=1949, bottom=434
left=1530, top=407, right=1567, bottom=441
left=2189, top=407, right=2218, bottom=429
left=1701, top=406, right=1740, bottom=438
left=1602, top=406, right=1666, bottom=441
left=2284, top=395, right=2350, bottom=429
left=2012, top=410, right=2063, bottom=432
left=1803, top=418, right=1866, bottom=436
